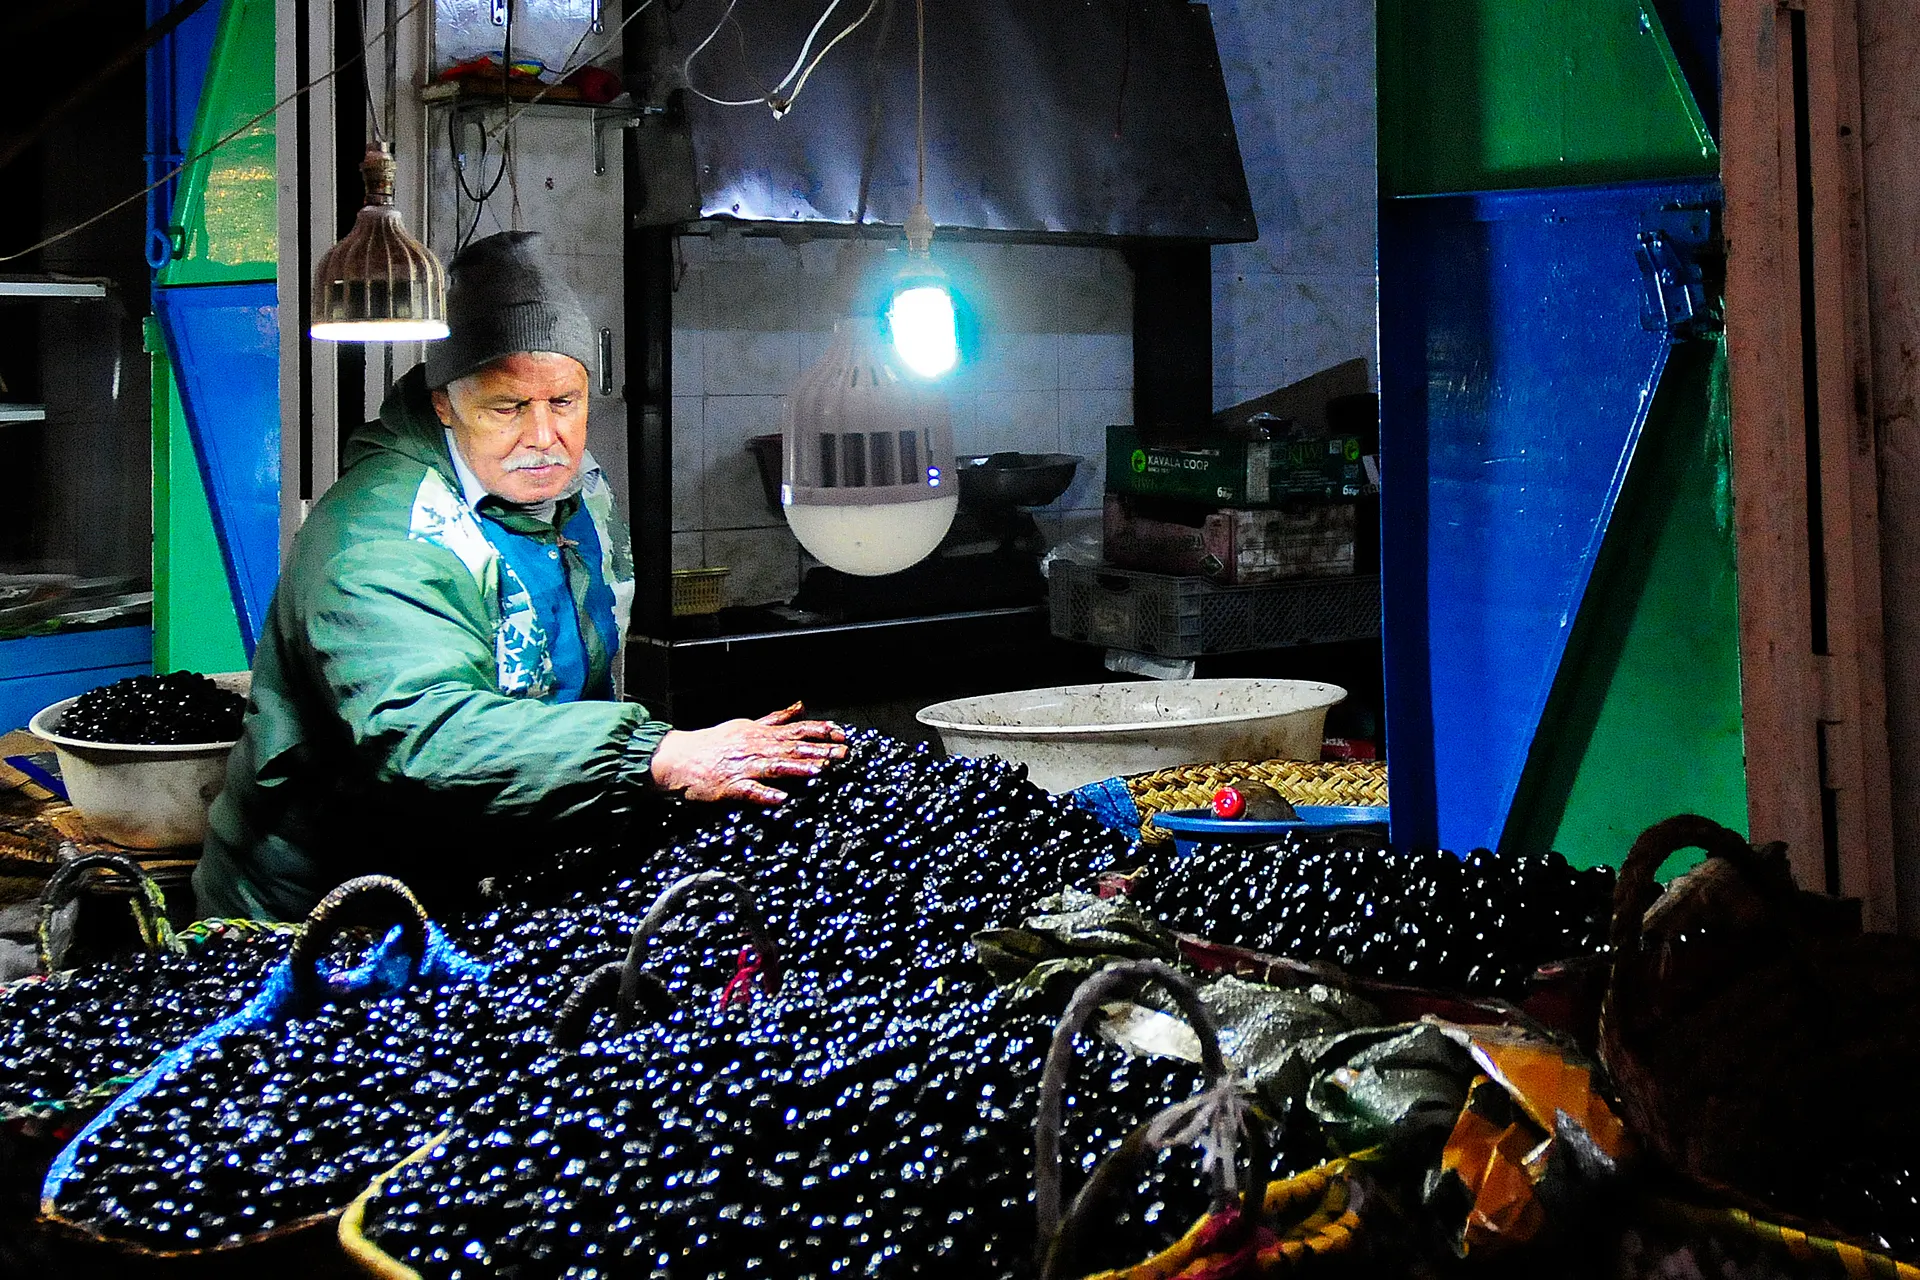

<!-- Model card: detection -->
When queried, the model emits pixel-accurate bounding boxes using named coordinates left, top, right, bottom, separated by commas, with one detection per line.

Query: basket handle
left=1034, top=960, right=1250, bottom=1275
left=1605, top=814, right=1780, bottom=960
left=553, top=959, right=673, bottom=1049
left=1600, top=814, right=1789, bottom=1071
left=1093, top=573, right=1138, bottom=594
left=288, top=875, right=431, bottom=1004
left=1043, top=1088, right=1272, bottom=1280
left=617, top=871, right=783, bottom=1030
left=37, top=850, right=177, bottom=974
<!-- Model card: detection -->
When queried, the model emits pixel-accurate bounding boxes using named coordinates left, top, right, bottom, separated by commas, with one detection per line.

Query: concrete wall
left=1210, top=0, right=1379, bottom=409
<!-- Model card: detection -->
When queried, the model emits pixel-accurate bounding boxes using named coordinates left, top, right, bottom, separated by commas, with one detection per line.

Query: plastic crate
left=1049, top=562, right=1380, bottom=656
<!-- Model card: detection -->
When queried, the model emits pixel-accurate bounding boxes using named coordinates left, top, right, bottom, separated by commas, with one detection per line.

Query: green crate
left=1106, top=426, right=1371, bottom=505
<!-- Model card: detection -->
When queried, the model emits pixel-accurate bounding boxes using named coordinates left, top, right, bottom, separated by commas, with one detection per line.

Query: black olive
left=56, top=672, right=246, bottom=745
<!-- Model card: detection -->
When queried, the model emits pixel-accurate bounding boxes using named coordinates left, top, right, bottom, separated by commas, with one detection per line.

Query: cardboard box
left=1102, top=494, right=1356, bottom=583
left=1106, top=424, right=1374, bottom=505
left=1213, top=358, right=1372, bottom=436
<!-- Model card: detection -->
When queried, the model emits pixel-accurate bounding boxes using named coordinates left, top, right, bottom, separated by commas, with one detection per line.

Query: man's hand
left=648, top=703, right=849, bottom=804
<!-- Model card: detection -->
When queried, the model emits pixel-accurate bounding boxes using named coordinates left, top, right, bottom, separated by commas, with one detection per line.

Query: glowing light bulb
left=888, top=283, right=958, bottom=378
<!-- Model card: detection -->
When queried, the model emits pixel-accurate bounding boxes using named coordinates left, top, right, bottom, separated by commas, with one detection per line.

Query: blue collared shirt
left=444, top=431, right=616, bottom=702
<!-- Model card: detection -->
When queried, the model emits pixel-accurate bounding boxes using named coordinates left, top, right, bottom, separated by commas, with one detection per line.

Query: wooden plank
left=1801, top=0, right=1897, bottom=928
left=1855, top=0, right=1920, bottom=934
left=1722, top=0, right=1827, bottom=890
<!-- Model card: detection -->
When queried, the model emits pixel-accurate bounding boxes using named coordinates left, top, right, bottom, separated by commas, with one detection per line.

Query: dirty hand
left=648, top=702, right=849, bottom=804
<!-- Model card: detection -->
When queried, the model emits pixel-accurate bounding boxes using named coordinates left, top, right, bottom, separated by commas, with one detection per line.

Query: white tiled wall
left=1209, top=0, right=1379, bottom=410
left=671, top=232, right=1134, bottom=605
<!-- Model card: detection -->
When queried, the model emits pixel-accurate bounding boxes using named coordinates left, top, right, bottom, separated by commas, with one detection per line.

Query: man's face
left=432, top=352, right=590, bottom=505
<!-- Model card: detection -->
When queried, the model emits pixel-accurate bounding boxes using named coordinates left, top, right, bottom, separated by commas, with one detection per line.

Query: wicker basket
left=1126, top=759, right=1387, bottom=843
left=670, top=567, right=730, bottom=617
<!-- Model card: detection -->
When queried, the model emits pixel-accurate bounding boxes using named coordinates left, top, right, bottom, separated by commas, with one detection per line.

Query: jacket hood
left=342, top=364, right=460, bottom=481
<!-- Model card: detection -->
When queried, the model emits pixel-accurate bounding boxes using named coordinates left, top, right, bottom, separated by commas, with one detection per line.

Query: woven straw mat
left=1127, top=759, right=1387, bottom=843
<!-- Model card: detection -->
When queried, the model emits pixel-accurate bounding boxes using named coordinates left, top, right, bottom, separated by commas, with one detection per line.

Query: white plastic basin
left=28, top=672, right=250, bottom=849
left=916, top=678, right=1347, bottom=794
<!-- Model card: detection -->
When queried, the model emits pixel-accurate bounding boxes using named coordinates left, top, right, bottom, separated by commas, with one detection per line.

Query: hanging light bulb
left=311, top=142, right=449, bottom=342
left=886, top=205, right=958, bottom=378
left=884, top=0, right=958, bottom=379
left=782, top=315, right=959, bottom=575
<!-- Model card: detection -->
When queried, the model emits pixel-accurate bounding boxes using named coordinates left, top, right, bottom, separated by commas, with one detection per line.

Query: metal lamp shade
left=781, top=318, right=959, bottom=575
left=310, top=143, right=449, bottom=342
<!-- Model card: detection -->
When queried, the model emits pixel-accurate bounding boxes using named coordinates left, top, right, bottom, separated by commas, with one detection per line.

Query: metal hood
left=634, top=0, right=1257, bottom=243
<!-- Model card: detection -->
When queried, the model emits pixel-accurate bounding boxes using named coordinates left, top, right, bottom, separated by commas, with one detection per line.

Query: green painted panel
left=1380, top=0, right=1718, bottom=196
left=148, top=320, right=248, bottom=675
left=158, top=0, right=275, bottom=286
left=1503, top=335, right=1747, bottom=877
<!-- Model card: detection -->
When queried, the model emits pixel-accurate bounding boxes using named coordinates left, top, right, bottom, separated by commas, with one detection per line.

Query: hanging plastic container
left=781, top=317, right=960, bottom=576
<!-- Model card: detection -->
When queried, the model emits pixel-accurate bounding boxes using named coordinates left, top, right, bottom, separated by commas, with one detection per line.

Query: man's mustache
left=501, top=449, right=571, bottom=471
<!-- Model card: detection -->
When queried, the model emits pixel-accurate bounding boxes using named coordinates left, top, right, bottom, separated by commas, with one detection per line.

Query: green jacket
left=192, top=366, right=670, bottom=922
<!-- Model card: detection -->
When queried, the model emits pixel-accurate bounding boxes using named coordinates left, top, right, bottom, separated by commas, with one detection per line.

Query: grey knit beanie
left=424, top=231, right=597, bottom=389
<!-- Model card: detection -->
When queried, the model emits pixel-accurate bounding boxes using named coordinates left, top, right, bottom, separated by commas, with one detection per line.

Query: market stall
left=5, top=0, right=1920, bottom=1274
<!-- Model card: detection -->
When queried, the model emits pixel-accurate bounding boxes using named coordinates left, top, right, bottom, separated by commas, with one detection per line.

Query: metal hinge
left=1634, top=209, right=1718, bottom=338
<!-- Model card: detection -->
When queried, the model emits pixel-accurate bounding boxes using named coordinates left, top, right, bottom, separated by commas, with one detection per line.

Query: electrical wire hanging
left=0, top=0, right=429, bottom=265
left=454, top=0, right=518, bottom=249
left=898, top=0, right=932, bottom=253
left=450, top=108, right=511, bottom=252
left=913, top=0, right=925, bottom=211
left=360, top=0, right=386, bottom=145
left=682, top=0, right=878, bottom=115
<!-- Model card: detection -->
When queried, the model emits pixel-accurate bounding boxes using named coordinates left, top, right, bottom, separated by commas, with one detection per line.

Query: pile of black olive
left=48, top=970, right=553, bottom=1248
left=359, top=733, right=1218, bottom=1278
left=56, top=672, right=246, bottom=745
left=1146, top=836, right=1616, bottom=1000
left=360, top=972, right=1222, bottom=1280
left=24, top=731, right=1642, bottom=1271
left=42, top=903, right=658, bottom=1249
left=0, top=931, right=293, bottom=1113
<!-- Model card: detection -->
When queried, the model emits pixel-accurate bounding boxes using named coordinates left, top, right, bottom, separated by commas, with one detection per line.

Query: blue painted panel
left=0, top=628, right=154, bottom=733
left=146, top=0, right=226, bottom=271
left=153, top=283, right=281, bottom=656
left=1378, top=177, right=1722, bottom=854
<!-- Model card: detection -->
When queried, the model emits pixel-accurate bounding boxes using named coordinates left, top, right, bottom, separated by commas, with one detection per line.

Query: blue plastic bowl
left=1151, top=804, right=1389, bottom=858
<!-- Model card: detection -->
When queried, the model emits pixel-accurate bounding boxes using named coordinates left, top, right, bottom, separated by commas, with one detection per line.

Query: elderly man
left=193, top=231, right=843, bottom=921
